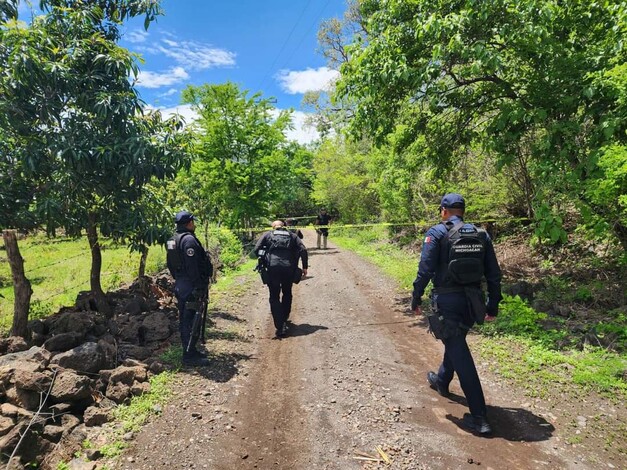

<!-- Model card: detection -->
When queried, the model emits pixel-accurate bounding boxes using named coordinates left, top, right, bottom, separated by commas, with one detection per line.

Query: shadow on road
left=210, top=309, right=246, bottom=323
left=285, top=321, right=329, bottom=337
left=308, top=249, right=340, bottom=256
left=182, top=352, right=253, bottom=383
left=445, top=396, right=555, bottom=441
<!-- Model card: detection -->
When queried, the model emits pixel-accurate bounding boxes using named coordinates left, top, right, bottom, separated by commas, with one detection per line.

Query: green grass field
left=0, top=234, right=167, bottom=333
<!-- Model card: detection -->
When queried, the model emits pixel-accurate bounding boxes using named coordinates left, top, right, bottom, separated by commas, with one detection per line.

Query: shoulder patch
left=424, top=236, right=432, bottom=244
left=186, top=248, right=195, bottom=257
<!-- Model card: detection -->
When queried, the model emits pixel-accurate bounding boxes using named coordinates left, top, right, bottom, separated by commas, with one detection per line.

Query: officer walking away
left=285, top=218, right=304, bottom=239
left=255, top=220, right=308, bottom=338
left=411, top=193, right=502, bottom=436
left=315, top=208, right=331, bottom=249
left=167, top=211, right=213, bottom=367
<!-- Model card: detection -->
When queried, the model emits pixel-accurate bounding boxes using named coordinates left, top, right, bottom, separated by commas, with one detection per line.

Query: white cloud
left=145, top=106, right=319, bottom=145
left=127, top=29, right=149, bottom=44
left=146, top=104, right=199, bottom=125
left=159, top=88, right=179, bottom=97
left=150, top=38, right=236, bottom=71
left=271, top=109, right=320, bottom=145
left=136, top=67, right=189, bottom=89
left=286, top=110, right=320, bottom=144
left=276, top=67, right=340, bottom=95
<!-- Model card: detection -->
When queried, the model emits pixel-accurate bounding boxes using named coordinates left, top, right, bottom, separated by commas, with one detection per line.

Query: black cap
left=175, top=210, right=195, bottom=225
left=440, top=193, right=465, bottom=209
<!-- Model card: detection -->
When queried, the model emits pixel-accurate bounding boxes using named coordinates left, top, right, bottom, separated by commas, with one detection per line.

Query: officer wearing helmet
left=167, top=211, right=213, bottom=367
left=411, top=193, right=502, bottom=436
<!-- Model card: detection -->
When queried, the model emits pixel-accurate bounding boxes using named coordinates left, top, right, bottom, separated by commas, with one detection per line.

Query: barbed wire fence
left=1, top=217, right=530, bottom=315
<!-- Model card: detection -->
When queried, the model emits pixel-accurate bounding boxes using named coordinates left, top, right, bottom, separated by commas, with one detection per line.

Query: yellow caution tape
left=198, top=217, right=531, bottom=235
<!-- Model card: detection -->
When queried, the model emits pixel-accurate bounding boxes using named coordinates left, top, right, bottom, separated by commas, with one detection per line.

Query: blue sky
left=17, top=0, right=347, bottom=143
left=121, top=0, right=348, bottom=144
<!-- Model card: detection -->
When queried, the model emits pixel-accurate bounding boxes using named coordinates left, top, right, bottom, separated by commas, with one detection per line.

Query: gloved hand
left=486, top=305, right=498, bottom=317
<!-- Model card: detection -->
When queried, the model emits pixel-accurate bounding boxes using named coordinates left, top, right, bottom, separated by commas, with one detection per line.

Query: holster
left=426, top=313, right=447, bottom=340
left=464, top=287, right=487, bottom=325
left=426, top=313, right=468, bottom=340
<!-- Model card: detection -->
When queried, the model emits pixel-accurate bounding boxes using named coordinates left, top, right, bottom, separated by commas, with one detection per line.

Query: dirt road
left=116, top=232, right=597, bottom=470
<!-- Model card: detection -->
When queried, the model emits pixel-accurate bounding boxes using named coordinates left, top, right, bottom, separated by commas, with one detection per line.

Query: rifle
left=186, top=287, right=209, bottom=353
left=253, top=247, right=269, bottom=284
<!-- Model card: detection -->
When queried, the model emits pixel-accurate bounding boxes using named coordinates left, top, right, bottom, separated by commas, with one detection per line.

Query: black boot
left=182, top=352, right=210, bottom=367
left=427, top=371, right=450, bottom=398
left=462, top=413, right=493, bottom=436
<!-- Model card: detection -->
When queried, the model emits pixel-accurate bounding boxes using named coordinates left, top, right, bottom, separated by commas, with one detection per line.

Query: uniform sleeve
left=254, top=233, right=269, bottom=255
left=294, top=236, right=308, bottom=269
left=411, top=226, right=441, bottom=310
left=483, top=234, right=502, bottom=316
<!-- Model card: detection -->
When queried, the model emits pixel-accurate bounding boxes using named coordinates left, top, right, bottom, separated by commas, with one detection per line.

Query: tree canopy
left=179, top=82, right=313, bottom=230
left=0, top=0, right=191, bottom=310
left=333, top=0, right=627, bottom=248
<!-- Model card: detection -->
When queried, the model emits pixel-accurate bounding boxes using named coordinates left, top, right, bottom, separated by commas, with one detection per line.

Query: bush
left=207, top=227, right=243, bottom=272
left=480, top=295, right=568, bottom=348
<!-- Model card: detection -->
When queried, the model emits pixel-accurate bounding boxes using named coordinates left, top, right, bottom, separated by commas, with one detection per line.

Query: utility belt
left=432, top=285, right=478, bottom=294
left=429, top=285, right=487, bottom=332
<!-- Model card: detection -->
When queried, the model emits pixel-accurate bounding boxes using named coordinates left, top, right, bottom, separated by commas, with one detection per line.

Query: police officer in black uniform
left=167, top=211, right=212, bottom=367
left=255, top=220, right=308, bottom=338
left=411, top=193, right=502, bottom=435
left=315, top=208, right=331, bottom=249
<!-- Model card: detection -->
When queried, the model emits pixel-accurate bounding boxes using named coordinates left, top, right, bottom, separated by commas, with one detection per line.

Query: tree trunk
left=2, top=230, right=32, bottom=339
left=138, top=245, right=148, bottom=278
left=86, top=211, right=111, bottom=316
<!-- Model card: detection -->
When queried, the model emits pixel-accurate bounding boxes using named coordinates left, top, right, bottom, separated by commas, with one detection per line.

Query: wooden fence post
left=2, top=229, right=32, bottom=338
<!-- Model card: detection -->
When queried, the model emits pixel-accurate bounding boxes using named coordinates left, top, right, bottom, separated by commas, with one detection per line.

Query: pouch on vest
left=446, top=222, right=486, bottom=285
left=464, top=287, right=487, bottom=325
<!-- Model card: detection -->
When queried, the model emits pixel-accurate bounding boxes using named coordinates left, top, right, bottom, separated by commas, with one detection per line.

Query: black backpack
left=166, top=232, right=191, bottom=278
left=269, top=229, right=292, bottom=249
left=445, top=221, right=486, bottom=285
left=167, top=232, right=214, bottom=280
left=263, top=230, right=294, bottom=268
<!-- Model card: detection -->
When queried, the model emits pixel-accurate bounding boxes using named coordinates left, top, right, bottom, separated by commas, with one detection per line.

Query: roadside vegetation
left=332, top=227, right=627, bottom=401
left=0, top=227, right=246, bottom=334
left=2, top=0, right=625, bottom=467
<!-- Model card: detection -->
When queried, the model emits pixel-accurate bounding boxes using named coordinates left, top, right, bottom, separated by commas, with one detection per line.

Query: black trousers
left=266, top=267, right=294, bottom=330
left=433, top=292, right=487, bottom=417
left=176, top=294, right=198, bottom=355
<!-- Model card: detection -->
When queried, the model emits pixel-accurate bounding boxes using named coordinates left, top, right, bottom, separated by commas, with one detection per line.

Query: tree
left=268, top=141, right=316, bottom=218
left=0, top=0, right=17, bottom=22
left=303, top=0, right=364, bottom=137
left=312, top=137, right=380, bottom=224
left=336, top=0, right=627, bottom=248
left=0, top=0, right=190, bottom=314
left=2, top=230, right=31, bottom=339
left=180, top=82, right=299, bottom=231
